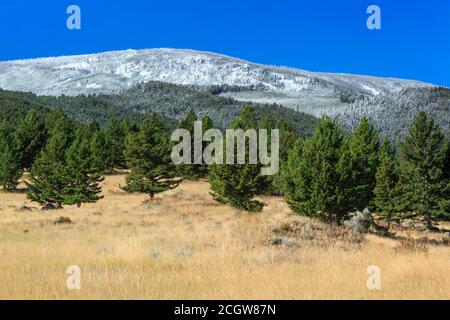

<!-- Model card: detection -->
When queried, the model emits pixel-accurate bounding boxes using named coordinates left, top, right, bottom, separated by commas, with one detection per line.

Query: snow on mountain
left=0, top=48, right=433, bottom=98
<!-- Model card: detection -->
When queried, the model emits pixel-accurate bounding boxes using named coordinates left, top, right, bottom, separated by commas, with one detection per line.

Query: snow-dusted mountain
left=0, top=48, right=433, bottom=98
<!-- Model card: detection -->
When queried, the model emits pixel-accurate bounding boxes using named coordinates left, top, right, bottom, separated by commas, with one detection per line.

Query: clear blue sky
left=1, top=0, right=449, bottom=86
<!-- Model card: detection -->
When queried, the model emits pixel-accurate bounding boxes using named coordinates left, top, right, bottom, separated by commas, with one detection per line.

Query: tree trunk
left=77, top=202, right=81, bottom=208
left=425, top=213, right=433, bottom=230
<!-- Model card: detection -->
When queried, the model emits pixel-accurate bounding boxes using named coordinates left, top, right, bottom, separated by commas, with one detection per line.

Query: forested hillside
left=0, top=81, right=318, bottom=136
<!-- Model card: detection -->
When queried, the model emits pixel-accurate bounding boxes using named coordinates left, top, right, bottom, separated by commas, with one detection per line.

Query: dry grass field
left=0, top=175, right=449, bottom=300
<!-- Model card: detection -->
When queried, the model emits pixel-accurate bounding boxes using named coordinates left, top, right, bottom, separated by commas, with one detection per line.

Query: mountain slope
left=1, top=48, right=447, bottom=141
left=0, top=48, right=432, bottom=98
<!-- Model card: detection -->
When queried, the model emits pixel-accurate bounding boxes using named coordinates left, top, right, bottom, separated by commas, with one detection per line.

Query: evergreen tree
left=0, top=122, right=21, bottom=191
left=397, top=112, right=449, bottom=229
left=123, top=114, right=181, bottom=200
left=444, top=138, right=450, bottom=180
left=45, top=109, right=75, bottom=141
left=27, top=129, right=70, bottom=208
left=374, top=138, right=400, bottom=227
left=62, top=129, right=104, bottom=207
left=337, top=117, right=380, bottom=213
left=209, top=106, right=269, bottom=212
left=104, top=119, right=127, bottom=169
left=175, top=109, right=212, bottom=180
left=283, top=116, right=345, bottom=222
left=273, top=118, right=299, bottom=195
left=14, top=109, right=47, bottom=170
left=84, top=120, right=100, bottom=140
left=90, top=129, right=114, bottom=173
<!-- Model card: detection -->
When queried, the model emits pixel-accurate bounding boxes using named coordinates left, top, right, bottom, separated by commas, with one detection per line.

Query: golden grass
left=0, top=175, right=449, bottom=300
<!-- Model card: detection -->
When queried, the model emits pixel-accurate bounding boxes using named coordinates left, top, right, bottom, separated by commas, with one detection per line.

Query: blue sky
left=1, top=0, right=449, bottom=86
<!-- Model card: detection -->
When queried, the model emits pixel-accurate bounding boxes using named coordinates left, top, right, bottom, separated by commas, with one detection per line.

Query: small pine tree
left=14, top=109, right=47, bottom=170
left=62, top=129, right=104, bottom=207
left=374, top=138, right=400, bottom=227
left=27, top=129, right=70, bottom=208
left=123, top=114, right=181, bottom=200
left=397, top=112, right=449, bottom=229
left=0, top=122, right=21, bottom=191
left=337, top=117, right=380, bottom=213
left=283, top=116, right=345, bottom=222
left=209, top=106, right=269, bottom=212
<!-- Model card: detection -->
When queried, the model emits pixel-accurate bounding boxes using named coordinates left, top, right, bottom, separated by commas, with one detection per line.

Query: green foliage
left=283, top=116, right=345, bottom=222
left=104, top=119, right=127, bottom=169
left=209, top=106, right=269, bottom=212
left=272, top=118, right=299, bottom=195
left=374, top=139, right=400, bottom=223
left=14, top=109, right=47, bottom=170
left=62, top=129, right=104, bottom=207
left=90, top=129, right=114, bottom=174
left=0, top=122, right=22, bottom=191
left=337, top=117, right=380, bottom=213
left=396, top=112, right=450, bottom=228
left=123, top=114, right=181, bottom=199
left=175, top=110, right=213, bottom=180
left=27, top=128, right=71, bottom=208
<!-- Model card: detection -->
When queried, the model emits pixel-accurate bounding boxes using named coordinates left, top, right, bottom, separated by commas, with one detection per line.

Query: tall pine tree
left=123, top=114, right=181, bottom=200
left=397, top=112, right=449, bottom=229
left=0, top=122, right=21, bottom=191
left=374, top=138, right=400, bottom=227
left=14, top=109, right=47, bottom=170
left=337, top=117, right=380, bottom=213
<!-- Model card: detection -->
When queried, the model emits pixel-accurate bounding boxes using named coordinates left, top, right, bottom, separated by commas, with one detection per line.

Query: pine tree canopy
left=123, top=113, right=181, bottom=199
left=208, top=106, right=269, bottom=212
left=397, top=112, right=449, bottom=228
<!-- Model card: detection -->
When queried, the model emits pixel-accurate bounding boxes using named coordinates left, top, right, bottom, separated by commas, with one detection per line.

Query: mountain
left=0, top=48, right=448, bottom=139
left=0, top=48, right=432, bottom=98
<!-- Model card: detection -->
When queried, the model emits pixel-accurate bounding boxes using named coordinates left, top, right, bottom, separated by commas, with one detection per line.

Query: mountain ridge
left=0, top=48, right=434, bottom=98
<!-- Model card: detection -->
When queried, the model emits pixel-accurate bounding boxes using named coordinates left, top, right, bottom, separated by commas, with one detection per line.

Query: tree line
left=0, top=107, right=449, bottom=230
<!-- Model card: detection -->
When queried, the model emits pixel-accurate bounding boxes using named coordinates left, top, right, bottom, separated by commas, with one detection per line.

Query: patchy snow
left=0, top=48, right=434, bottom=97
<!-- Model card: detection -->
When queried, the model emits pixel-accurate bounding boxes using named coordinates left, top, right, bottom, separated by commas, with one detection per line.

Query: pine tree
left=208, top=106, right=269, bottom=212
left=337, top=117, right=380, bottom=213
left=27, top=129, right=70, bottom=208
left=273, top=118, right=299, bottom=195
left=90, top=129, right=114, bottom=173
left=0, top=122, right=21, bottom=191
left=444, top=138, right=450, bottom=180
left=283, top=116, right=345, bottom=222
left=374, top=138, right=400, bottom=227
left=175, top=110, right=213, bottom=180
left=45, top=109, right=75, bottom=142
left=397, top=112, right=449, bottom=229
left=104, top=119, right=127, bottom=169
left=14, top=109, right=47, bottom=170
left=123, top=114, right=181, bottom=200
left=62, top=129, right=104, bottom=207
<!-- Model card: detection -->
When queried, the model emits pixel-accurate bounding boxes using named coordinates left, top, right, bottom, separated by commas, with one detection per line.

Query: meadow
left=0, top=175, right=449, bottom=300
